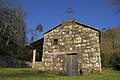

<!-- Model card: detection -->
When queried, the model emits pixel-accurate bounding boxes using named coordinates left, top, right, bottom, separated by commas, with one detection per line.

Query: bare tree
left=112, top=0, right=120, bottom=5
left=0, top=0, right=5, bottom=5
left=29, top=23, right=43, bottom=42
left=0, top=0, right=28, bottom=59
left=0, top=0, right=26, bottom=47
left=111, top=0, right=120, bottom=13
left=36, top=23, right=43, bottom=32
left=30, top=28, right=36, bottom=42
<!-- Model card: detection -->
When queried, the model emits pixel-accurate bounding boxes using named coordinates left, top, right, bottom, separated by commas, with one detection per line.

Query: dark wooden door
left=66, top=53, right=78, bottom=76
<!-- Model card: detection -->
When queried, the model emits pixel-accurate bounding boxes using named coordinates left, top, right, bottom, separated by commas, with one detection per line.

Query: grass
left=0, top=68, right=120, bottom=80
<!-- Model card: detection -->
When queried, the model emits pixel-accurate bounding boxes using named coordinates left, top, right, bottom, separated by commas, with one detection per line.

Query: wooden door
left=66, top=53, right=78, bottom=76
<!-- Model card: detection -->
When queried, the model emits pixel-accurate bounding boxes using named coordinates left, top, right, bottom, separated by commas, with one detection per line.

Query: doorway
left=66, top=53, right=78, bottom=76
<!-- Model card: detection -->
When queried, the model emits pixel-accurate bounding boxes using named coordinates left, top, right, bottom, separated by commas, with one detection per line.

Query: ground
left=0, top=68, right=120, bottom=80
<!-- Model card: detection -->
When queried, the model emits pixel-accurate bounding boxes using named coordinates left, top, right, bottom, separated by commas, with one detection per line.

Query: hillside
left=101, top=26, right=120, bottom=66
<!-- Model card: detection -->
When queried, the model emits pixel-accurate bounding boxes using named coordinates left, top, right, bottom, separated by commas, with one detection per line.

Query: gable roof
left=44, top=20, right=100, bottom=34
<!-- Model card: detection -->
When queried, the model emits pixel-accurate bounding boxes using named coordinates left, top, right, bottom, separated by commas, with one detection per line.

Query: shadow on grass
left=113, top=64, right=120, bottom=71
left=0, top=69, right=65, bottom=79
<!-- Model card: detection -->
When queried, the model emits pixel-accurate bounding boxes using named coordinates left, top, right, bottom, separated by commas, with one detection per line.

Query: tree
left=30, top=28, right=35, bottom=42
left=36, top=23, right=43, bottom=32
left=111, top=0, right=120, bottom=13
left=0, top=0, right=26, bottom=47
left=101, top=26, right=120, bottom=67
left=29, top=23, right=43, bottom=42
left=112, top=0, right=120, bottom=5
left=0, top=0, right=28, bottom=60
left=109, top=52, right=120, bottom=66
left=0, top=0, right=5, bottom=5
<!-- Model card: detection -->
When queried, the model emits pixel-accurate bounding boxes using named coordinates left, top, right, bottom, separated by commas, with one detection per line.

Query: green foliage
left=109, top=52, right=120, bottom=66
left=16, top=48, right=33, bottom=61
left=0, top=68, right=120, bottom=80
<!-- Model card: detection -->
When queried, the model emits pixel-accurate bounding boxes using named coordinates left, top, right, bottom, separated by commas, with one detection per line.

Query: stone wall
left=42, top=54, right=65, bottom=73
left=42, top=20, right=101, bottom=74
left=0, top=56, right=32, bottom=68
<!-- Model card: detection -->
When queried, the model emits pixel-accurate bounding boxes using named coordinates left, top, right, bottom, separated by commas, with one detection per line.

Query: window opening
left=54, top=38, right=58, bottom=45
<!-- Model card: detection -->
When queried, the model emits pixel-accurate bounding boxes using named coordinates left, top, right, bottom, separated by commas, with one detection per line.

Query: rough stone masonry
left=33, top=20, right=101, bottom=75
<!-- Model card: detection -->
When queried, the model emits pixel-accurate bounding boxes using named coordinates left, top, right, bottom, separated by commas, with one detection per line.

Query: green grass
left=0, top=68, right=120, bottom=80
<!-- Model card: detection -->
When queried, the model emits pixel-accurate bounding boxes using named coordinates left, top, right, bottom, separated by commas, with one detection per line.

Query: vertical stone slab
left=32, top=49, right=36, bottom=68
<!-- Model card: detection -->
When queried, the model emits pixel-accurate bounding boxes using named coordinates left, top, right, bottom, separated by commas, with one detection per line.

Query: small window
left=54, top=38, right=58, bottom=45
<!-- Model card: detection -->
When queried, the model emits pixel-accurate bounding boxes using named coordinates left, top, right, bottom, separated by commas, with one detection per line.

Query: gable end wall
left=42, top=22, right=101, bottom=74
